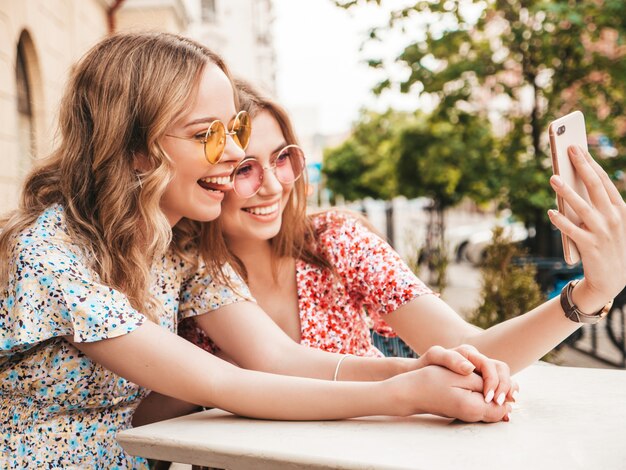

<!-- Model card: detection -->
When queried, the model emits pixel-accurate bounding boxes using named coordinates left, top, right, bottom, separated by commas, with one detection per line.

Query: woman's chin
left=187, top=206, right=222, bottom=223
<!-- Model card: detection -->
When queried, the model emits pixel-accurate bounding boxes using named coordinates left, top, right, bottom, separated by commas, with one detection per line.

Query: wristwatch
left=560, top=279, right=613, bottom=324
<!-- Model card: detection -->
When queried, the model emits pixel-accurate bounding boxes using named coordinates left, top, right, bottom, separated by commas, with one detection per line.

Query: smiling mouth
left=242, top=202, right=279, bottom=216
left=198, top=175, right=231, bottom=192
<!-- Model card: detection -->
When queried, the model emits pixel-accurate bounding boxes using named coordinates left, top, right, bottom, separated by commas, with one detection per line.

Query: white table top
left=117, top=365, right=626, bottom=469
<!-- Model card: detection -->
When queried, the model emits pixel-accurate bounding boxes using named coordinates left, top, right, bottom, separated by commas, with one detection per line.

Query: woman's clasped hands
left=393, top=344, right=516, bottom=422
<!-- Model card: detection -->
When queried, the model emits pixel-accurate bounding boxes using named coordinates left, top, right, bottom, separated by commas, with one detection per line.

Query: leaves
left=334, top=0, right=626, bottom=255
left=395, top=108, right=500, bottom=208
left=468, top=227, right=544, bottom=329
left=322, top=109, right=411, bottom=201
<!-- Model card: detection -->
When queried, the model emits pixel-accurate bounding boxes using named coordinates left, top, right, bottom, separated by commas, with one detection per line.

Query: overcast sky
left=272, top=0, right=421, bottom=136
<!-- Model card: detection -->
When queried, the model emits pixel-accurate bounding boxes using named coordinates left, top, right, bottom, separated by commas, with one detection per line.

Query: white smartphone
left=548, top=110, right=591, bottom=265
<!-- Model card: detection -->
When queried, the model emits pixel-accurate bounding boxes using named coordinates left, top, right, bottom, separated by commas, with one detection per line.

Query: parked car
left=447, top=221, right=495, bottom=263
left=462, top=220, right=529, bottom=265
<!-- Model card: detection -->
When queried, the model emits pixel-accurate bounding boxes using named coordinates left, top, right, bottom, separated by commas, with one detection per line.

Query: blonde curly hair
left=0, top=32, right=234, bottom=321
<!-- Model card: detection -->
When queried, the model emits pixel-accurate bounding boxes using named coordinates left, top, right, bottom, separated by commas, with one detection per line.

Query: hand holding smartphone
left=546, top=112, right=626, bottom=317
left=548, top=111, right=591, bottom=265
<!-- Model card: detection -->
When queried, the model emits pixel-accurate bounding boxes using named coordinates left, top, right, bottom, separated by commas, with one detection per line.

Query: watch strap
left=560, top=279, right=613, bottom=324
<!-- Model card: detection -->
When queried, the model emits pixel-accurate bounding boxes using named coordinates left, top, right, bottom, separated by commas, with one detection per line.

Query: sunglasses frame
left=231, top=144, right=306, bottom=199
left=166, top=110, right=251, bottom=164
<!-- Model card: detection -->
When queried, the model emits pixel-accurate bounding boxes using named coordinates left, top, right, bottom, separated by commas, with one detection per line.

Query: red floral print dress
left=179, top=210, right=432, bottom=358
left=294, top=211, right=432, bottom=356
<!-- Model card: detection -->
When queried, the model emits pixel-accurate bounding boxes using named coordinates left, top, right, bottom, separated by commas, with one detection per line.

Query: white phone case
left=548, top=111, right=591, bottom=265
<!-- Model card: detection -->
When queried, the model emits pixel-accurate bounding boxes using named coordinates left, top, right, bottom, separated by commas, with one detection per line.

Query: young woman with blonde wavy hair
left=171, top=80, right=626, bottom=413
left=0, top=32, right=517, bottom=469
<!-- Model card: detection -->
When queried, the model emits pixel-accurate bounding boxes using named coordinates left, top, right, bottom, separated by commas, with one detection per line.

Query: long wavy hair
left=202, top=80, right=335, bottom=283
left=0, top=32, right=233, bottom=321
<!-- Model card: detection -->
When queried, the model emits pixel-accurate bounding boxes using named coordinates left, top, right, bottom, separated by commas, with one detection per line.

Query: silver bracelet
left=333, top=354, right=353, bottom=381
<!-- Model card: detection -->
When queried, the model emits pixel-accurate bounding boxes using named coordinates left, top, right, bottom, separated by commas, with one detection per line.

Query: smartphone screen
left=548, top=111, right=590, bottom=265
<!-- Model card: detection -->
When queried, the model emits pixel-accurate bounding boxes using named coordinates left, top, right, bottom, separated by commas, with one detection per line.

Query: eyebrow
left=183, top=112, right=241, bottom=129
left=184, top=117, right=221, bottom=128
left=271, top=143, right=288, bottom=156
left=246, top=142, right=288, bottom=159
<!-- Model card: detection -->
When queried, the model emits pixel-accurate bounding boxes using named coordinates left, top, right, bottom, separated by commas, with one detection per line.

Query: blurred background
left=2, top=0, right=625, bottom=367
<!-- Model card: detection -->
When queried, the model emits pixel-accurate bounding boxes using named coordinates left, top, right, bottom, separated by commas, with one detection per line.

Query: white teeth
left=244, top=203, right=279, bottom=215
left=200, top=176, right=230, bottom=185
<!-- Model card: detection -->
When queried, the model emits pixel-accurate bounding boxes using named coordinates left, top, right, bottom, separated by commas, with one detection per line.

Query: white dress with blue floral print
left=0, top=205, right=251, bottom=469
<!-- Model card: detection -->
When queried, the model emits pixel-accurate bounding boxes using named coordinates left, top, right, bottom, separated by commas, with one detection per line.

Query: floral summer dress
left=293, top=211, right=433, bottom=356
left=180, top=211, right=432, bottom=357
left=0, top=205, right=251, bottom=469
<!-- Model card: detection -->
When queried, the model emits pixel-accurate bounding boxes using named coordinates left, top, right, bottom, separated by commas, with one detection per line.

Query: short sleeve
left=1, top=240, right=145, bottom=356
left=178, top=262, right=254, bottom=322
left=315, top=212, right=433, bottom=335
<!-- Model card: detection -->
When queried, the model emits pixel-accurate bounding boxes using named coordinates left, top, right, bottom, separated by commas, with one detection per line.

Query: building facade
left=186, top=0, right=276, bottom=92
left=0, top=0, right=116, bottom=212
left=0, top=0, right=276, bottom=214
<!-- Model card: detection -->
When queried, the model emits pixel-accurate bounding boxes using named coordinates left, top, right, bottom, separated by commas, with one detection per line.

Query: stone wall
left=0, top=0, right=110, bottom=213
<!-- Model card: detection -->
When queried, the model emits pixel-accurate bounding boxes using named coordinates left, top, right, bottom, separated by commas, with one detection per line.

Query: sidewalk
left=441, top=262, right=621, bottom=370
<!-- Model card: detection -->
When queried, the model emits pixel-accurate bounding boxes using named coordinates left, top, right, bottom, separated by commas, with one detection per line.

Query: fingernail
left=568, top=145, right=581, bottom=157
left=484, top=390, right=494, bottom=403
left=512, top=390, right=519, bottom=401
left=496, top=393, right=506, bottom=406
left=551, top=175, right=563, bottom=187
left=461, top=361, right=475, bottom=373
left=505, top=413, right=511, bottom=422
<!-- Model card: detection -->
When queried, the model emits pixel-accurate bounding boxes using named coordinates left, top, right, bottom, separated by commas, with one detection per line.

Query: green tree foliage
left=324, top=105, right=501, bottom=290
left=395, top=107, right=501, bottom=289
left=323, top=106, right=501, bottom=208
left=323, top=109, right=410, bottom=201
left=337, top=0, right=626, bottom=255
left=396, top=108, right=500, bottom=208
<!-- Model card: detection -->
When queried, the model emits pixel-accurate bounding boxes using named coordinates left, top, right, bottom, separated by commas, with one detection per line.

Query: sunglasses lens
left=275, top=146, right=305, bottom=184
left=205, top=121, right=227, bottom=164
left=233, top=158, right=264, bottom=198
left=231, top=111, right=251, bottom=151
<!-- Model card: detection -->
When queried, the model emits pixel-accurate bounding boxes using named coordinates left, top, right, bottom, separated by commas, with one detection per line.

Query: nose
left=220, top=135, right=246, bottom=166
left=258, top=166, right=283, bottom=196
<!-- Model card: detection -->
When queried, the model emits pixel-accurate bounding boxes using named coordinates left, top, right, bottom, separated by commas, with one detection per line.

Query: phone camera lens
left=557, top=125, right=566, bottom=136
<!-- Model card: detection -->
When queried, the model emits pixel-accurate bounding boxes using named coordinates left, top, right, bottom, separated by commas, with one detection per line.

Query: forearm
left=342, top=356, right=417, bottom=381
left=262, top=343, right=414, bottom=381
left=73, top=322, right=510, bottom=423
left=196, top=302, right=414, bottom=381
left=461, top=295, right=580, bottom=373
left=213, top=365, right=404, bottom=420
left=462, top=278, right=613, bottom=373
left=134, top=369, right=399, bottom=423
left=74, top=322, right=405, bottom=420
left=388, top=293, right=585, bottom=375
left=130, top=364, right=405, bottom=426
